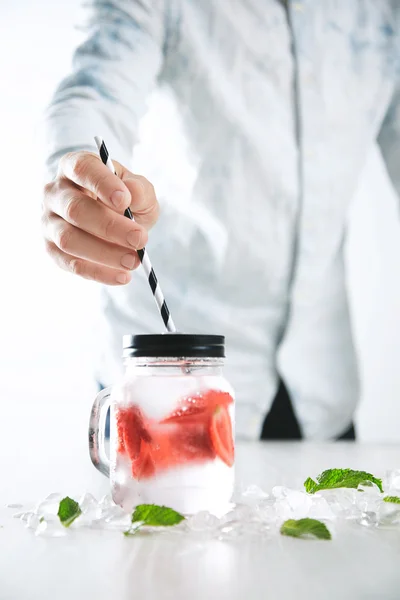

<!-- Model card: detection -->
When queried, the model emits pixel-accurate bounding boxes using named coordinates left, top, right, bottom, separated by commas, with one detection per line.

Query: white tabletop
left=1, top=442, right=399, bottom=600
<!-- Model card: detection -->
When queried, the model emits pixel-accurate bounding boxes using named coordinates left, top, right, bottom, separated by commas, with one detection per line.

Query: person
left=42, top=1, right=399, bottom=441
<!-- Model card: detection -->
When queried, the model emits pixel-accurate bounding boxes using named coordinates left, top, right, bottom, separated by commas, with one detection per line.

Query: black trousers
left=260, top=379, right=356, bottom=441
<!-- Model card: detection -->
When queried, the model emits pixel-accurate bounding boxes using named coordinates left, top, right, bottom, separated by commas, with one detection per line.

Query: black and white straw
left=94, top=136, right=176, bottom=333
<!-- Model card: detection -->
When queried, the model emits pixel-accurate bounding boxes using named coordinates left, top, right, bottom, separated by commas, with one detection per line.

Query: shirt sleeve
left=378, top=84, right=400, bottom=201
left=378, top=2, right=400, bottom=202
left=43, top=0, right=171, bottom=178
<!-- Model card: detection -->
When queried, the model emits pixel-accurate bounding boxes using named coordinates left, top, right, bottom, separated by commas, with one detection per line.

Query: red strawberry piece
left=139, top=450, right=156, bottom=479
left=119, top=405, right=152, bottom=462
left=161, top=390, right=233, bottom=424
left=202, top=389, right=233, bottom=410
left=132, top=445, right=156, bottom=480
left=123, top=410, right=142, bottom=461
left=209, top=405, right=234, bottom=467
left=172, top=422, right=216, bottom=463
left=151, top=428, right=180, bottom=471
left=160, top=403, right=207, bottom=424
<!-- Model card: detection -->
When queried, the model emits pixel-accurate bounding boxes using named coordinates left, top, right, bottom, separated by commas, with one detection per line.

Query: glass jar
left=89, top=334, right=235, bottom=515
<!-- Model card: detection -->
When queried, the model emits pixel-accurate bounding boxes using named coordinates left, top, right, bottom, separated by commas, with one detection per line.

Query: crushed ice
left=10, top=470, right=400, bottom=539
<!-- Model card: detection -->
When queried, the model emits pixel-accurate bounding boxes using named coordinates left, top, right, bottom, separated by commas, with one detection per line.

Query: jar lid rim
left=122, top=334, right=225, bottom=358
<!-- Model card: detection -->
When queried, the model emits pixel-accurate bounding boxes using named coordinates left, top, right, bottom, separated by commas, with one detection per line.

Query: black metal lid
left=122, top=334, right=225, bottom=358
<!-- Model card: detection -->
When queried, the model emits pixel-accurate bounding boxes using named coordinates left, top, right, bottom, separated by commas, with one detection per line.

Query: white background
left=0, top=0, right=399, bottom=499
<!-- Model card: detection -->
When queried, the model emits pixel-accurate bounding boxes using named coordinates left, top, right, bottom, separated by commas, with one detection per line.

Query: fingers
left=44, top=241, right=132, bottom=286
left=43, top=214, right=141, bottom=273
left=58, top=152, right=160, bottom=227
left=44, top=179, right=148, bottom=250
left=122, top=174, right=159, bottom=229
left=59, top=151, right=132, bottom=212
left=43, top=150, right=160, bottom=286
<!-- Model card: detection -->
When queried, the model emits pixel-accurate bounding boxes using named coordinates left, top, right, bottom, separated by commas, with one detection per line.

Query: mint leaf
left=124, top=504, right=185, bottom=537
left=131, top=504, right=185, bottom=527
left=280, top=518, right=331, bottom=540
left=304, top=477, right=317, bottom=494
left=383, top=496, right=400, bottom=504
left=57, top=496, right=82, bottom=527
left=304, top=469, right=383, bottom=494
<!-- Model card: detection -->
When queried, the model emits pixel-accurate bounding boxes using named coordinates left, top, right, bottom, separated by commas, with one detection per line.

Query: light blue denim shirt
left=45, top=0, right=400, bottom=439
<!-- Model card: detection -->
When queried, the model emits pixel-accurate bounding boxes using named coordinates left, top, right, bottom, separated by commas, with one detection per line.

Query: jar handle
left=89, top=387, right=112, bottom=477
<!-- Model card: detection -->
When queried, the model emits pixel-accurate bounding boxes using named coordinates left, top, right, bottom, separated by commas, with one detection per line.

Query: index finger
left=58, top=151, right=131, bottom=212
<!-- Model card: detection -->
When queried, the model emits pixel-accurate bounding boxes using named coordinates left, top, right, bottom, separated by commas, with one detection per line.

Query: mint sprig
left=124, top=504, right=185, bottom=536
left=57, top=496, right=82, bottom=527
left=383, top=496, right=400, bottom=504
left=280, top=518, right=331, bottom=540
left=304, top=469, right=383, bottom=494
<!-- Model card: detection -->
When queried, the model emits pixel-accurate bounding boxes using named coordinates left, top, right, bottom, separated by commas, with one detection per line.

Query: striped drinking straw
left=94, top=137, right=176, bottom=333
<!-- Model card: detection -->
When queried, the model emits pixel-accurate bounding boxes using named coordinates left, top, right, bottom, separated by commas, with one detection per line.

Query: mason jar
left=89, top=334, right=235, bottom=515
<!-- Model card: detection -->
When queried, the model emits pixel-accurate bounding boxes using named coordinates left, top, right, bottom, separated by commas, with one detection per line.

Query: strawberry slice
left=147, top=429, right=176, bottom=471
left=123, top=409, right=142, bottom=461
left=118, top=405, right=152, bottom=462
left=132, top=444, right=156, bottom=480
left=161, top=403, right=207, bottom=424
left=161, top=389, right=233, bottom=424
left=209, top=405, right=234, bottom=467
left=139, top=449, right=156, bottom=479
left=171, top=423, right=216, bottom=462
left=203, top=389, right=233, bottom=410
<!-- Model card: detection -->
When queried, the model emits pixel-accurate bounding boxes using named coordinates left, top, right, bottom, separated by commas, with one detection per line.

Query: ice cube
left=44, top=492, right=63, bottom=502
left=99, top=494, right=114, bottom=510
left=218, top=519, right=269, bottom=541
left=104, top=505, right=126, bottom=520
left=272, top=486, right=291, bottom=500
left=254, top=502, right=276, bottom=525
left=71, top=493, right=102, bottom=526
left=355, top=483, right=382, bottom=525
left=79, top=493, right=98, bottom=513
left=274, top=490, right=313, bottom=521
left=357, top=482, right=382, bottom=495
left=222, top=503, right=257, bottom=524
left=25, top=514, right=40, bottom=529
left=378, top=500, right=400, bottom=528
left=385, top=470, right=400, bottom=493
left=358, top=511, right=379, bottom=528
left=186, top=511, right=220, bottom=532
left=241, top=485, right=269, bottom=502
left=286, top=491, right=313, bottom=512
left=317, top=488, right=359, bottom=519
left=80, top=499, right=127, bottom=530
left=308, top=495, right=336, bottom=521
left=97, top=497, right=124, bottom=523
left=35, top=493, right=63, bottom=517
left=217, top=523, right=244, bottom=540
left=216, top=502, right=269, bottom=540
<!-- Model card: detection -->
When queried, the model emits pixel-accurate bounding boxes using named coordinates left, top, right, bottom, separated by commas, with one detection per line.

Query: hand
left=42, top=151, right=159, bottom=285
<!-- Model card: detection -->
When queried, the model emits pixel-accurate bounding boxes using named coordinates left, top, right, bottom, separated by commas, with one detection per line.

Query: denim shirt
left=44, top=0, right=400, bottom=439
